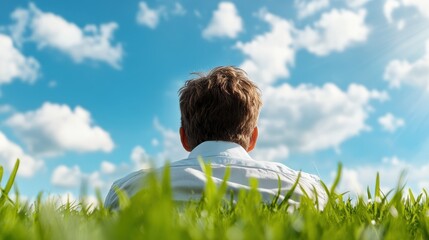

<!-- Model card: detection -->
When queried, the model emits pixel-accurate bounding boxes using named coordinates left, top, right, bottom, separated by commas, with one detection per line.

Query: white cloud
left=202, top=2, right=243, bottom=39
left=384, top=39, right=429, bottom=91
left=130, top=145, right=152, bottom=170
left=6, top=102, right=114, bottom=157
left=10, top=3, right=123, bottom=68
left=347, top=0, right=371, bottom=8
left=335, top=156, right=429, bottom=196
left=0, top=131, right=43, bottom=177
left=384, top=0, right=401, bottom=23
left=51, top=165, right=82, bottom=188
left=129, top=119, right=187, bottom=171
left=51, top=164, right=104, bottom=189
left=236, top=9, right=369, bottom=86
left=0, top=104, right=14, bottom=114
left=0, top=34, right=39, bottom=85
left=338, top=167, right=363, bottom=195
left=233, top=9, right=384, bottom=161
left=136, top=2, right=185, bottom=29
left=153, top=118, right=188, bottom=162
left=9, top=8, right=30, bottom=47
left=378, top=113, right=405, bottom=132
left=254, top=83, right=388, bottom=160
left=294, top=0, right=330, bottom=19
left=384, top=0, right=429, bottom=29
left=295, top=9, right=370, bottom=56
left=236, top=10, right=295, bottom=86
left=250, top=144, right=289, bottom=162
left=136, top=2, right=165, bottom=29
left=100, top=161, right=116, bottom=174
left=87, top=171, right=104, bottom=189
left=403, top=0, right=429, bottom=18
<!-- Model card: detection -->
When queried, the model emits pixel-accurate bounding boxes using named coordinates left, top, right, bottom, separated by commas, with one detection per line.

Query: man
left=105, top=66, right=327, bottom=209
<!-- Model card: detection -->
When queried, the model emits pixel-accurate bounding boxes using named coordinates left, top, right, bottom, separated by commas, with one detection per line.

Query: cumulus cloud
left=335, top=156, right=429, bottom=196
left=236, top=9, right=369, bottom=87
left=295, top=9, right=370, bottom=56
left=10, top=3, right=123, bottom=68
left=0, top=131, right=43, bottom=177
left=51, top=165, right=82, bottom=188
left=202, top=2, right=243, bottom=39
left=338, top=167, right=363, bottom=195
left=130, top=145, right=152, bottom=170
left=9, top=8, right=30, bottom=47
left=0, top=34, right=39, bottom=85
left=405, top=0, right=429, bottom=18
left=51, top=164, right=104, bottom=189
left=6, top=102, right=114, bottom=157
left=378, top=113, right=405, bottom=132
left=233, top=9, right=383, bottom=161
left=250, top=144, right=289, bottom=162
left=153, top=118, right=188, bottom=162
left=384, top=0, right=401, bottom=23
left=100, top=161, right=116, bottom=174
left=384, top=0, right=429, bottom=29
left=294, top=0, right=330, bottom=19
left=236, top=10, right=295, bottom=86
left=50, top=125, right=185, bottom=192
left=136, top=2, right=186, bottom=29
left=136, top=2, right=165, bottom=29
left=384, top=39, right=429, bottom=91
left=253, top=83, right=388, bottom=160
left=128, top=119, right=187, bottom=171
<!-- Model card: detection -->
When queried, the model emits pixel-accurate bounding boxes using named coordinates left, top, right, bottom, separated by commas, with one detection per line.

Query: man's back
left=106, top=66, right=328, bottom=209
left=105, top=141, right=327, bottom=209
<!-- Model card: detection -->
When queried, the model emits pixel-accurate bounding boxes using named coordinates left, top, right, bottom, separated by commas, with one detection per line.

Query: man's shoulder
left=104, top=169, right=147, bottom=209
left=114, top=169, right=146, bottom=187
left=253, top=161, right=320, bottom=179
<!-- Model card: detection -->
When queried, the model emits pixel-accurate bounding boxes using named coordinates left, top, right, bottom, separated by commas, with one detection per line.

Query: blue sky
left=1, top=0, right=429, bottom=202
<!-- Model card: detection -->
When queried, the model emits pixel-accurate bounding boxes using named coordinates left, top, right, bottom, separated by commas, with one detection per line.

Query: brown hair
left=179, top=66, right=262, bottom=150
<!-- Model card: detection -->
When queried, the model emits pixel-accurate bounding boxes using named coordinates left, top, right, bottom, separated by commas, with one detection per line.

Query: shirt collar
left=188, top=141, right=253, bottom=160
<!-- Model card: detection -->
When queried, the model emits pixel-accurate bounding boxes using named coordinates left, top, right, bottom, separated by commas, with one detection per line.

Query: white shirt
left=105, top=141, right=327, bottom=209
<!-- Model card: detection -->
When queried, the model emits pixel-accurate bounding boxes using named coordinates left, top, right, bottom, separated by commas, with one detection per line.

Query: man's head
left=179, top=66, right=262, bottom=152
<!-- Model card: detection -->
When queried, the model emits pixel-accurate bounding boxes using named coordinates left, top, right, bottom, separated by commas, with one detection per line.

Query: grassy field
left=1, top=159, right=429, bottom=240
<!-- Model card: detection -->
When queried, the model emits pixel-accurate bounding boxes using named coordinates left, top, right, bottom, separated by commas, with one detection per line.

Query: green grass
left=1, top=159, right=429, bottom=240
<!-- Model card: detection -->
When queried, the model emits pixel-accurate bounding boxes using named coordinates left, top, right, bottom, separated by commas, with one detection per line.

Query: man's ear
left=180, top=127, right=192, bottom=152
left=246, top=127, right=258, bottom=152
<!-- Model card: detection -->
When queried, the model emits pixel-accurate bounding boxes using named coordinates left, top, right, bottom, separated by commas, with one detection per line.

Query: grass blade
left=0, top=159, right=19, bottom=206
left=375, top=172, right=380, bottom=199
left=5, top=159, right=19, bottom=195
left=330, top=162, right=342, bottom=194
left=279, top=172, right=301, bottom=208
left=0, top=165, right=3, bottom=187
left=367, top=186, right=372, bottom=200
left=114, top=186, right=130, bottom=210
left=270, top=174, right=282, bottom=207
